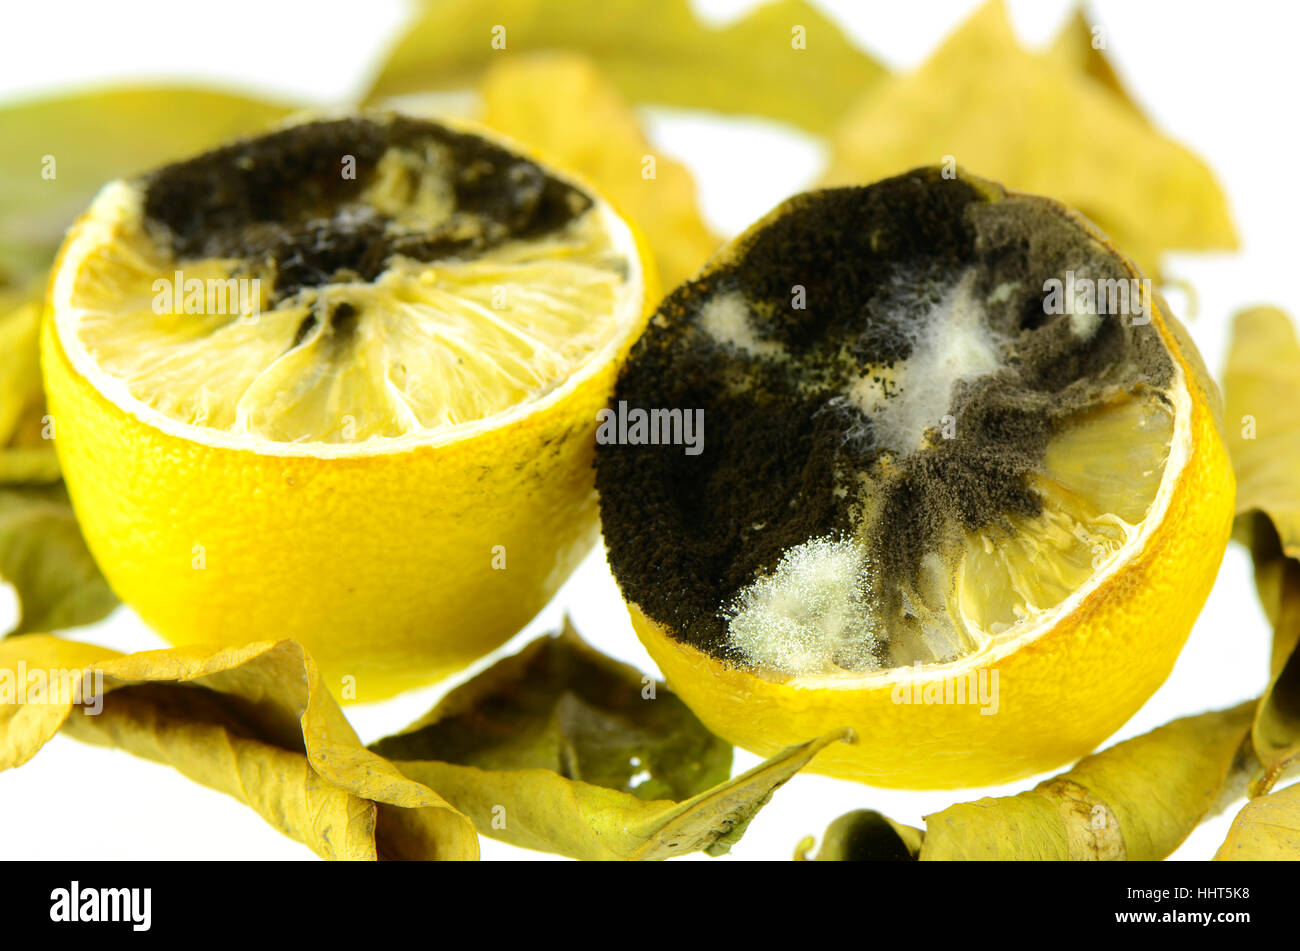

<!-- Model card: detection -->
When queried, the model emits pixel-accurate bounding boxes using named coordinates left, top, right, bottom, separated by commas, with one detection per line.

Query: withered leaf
left=796, top=809, right=923, bottom=861
left=0, top=240, right=52, bottom=291
left=374, top=619, right=848, bottom=859
left=1224, top=306, right=1300, bottom=559
left=477, top=52, right=719, bottom=288
left=821, top=0, right=1237, bottom=279
left=364, top=0, right=886, bottom=134
left=0, top=636, right=478, bottom=860
left=1214, top=781, right=1300, bottom=860
left=0, top=86, right=294, bottom=285
left=0, top=449, right=60, bottom=486
left=372, top=619, right=732, bottom=802
left=0, top=486, right=115, bottom=635
left=1048, top=7, right=1147, bottom=121
left=1252, top=622, right=1300, bottom=796
left=0, top=287, right=113, bottom=634
left=918, top=703, right=1255, bottom=860
left=0, top=288, right=44, bottom=452
left=389, top=729, right=850, bottom=860
left=1221, top=305, right=1300, bottom=792
left=1234, top=519, right=1300, bottom=795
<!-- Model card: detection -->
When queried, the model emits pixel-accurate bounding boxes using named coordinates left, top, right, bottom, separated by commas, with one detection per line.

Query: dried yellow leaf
left=821, top=0, right=1237, bottom=279
left=1221, top=306, right=1300, bottom=794
left=363, top=0, right=886, bottom=134
left=796, top=809, right=924, bottom=861
left=1215, top=780, right=1300, bottom=860
left=1048, top=7, right=1147, bottom=121
left=0, top=486, right=115, bottom=634
left=1224, top=306, right=1300, bottom=558
left=0, top=636, right=478, bottom=860
left=0, top=289, right=42, bottom=448
left=391, top=729, right=849, bottom=860
left=918, top=703, right=1254, bottom=860
left=0, top=285, right=114, bottom=633
left=374, top=618, right=847, bottom=859
left=1249, top=580, right=1300, bottom=794
left=477, top=53, right=719, bottom=287
left=374, top=620, right=732, bottom=802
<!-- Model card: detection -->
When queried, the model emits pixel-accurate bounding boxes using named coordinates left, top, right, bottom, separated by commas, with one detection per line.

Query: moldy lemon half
left=43, top=114, right=653, bottom=701
left=595, top=168, right=1233, bottom=789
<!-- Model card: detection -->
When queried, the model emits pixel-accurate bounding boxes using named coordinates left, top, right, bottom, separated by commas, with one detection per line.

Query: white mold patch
left=850, top=270, right=1004, bottom=455
left=699, top=291, right=787, bottom=361
left=1069, top=303, right=1102, bottom=340
left=725, top=536, right=882, bottom=675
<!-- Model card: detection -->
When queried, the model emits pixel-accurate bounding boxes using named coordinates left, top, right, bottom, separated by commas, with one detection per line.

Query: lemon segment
left=955, top=393, right=1173, bottom=638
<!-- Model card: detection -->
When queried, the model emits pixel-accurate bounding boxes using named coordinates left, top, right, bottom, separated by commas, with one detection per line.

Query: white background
left=1, top=0, right=1296, bottom=860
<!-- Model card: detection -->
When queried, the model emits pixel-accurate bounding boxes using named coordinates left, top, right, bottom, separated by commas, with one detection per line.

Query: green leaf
left=796, top=809, right=923, bottom=861
left=1215, top=781, right=1300, bottom=860
left=0, top=86, right=295, bottom=285
left=362, top=0, right=886, bottom=134
left=372, top=619, right=732, bottom=802
left=917, top=703, right=1254, bottom=860
left=0, top=484, right=117, bottom=634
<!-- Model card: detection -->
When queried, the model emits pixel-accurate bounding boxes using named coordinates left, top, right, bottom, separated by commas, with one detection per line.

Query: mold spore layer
left=595, top=169, right=1173, bottom=676
left=139, top=114, right=593, bottom=306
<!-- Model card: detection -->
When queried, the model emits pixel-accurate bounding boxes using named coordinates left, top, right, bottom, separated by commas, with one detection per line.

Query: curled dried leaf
left=1224, top=306, right=1300, bottom=558
left=1253, top=639, right=1300, bottom=796
left=1221, top=305, right=1300, bottom=793
left=364, top=0, right=886, bottom=134
left=1236, top=522, right=1300, bottom=796
left=917, top=703, right=1255, bottom=860
left=0, top=636, right=478, bottom=860
left=796, top=809, right=923, bottom=861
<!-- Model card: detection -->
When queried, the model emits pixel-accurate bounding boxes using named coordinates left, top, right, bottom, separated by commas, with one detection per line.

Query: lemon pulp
left=58, top=124, right=640, bottom=450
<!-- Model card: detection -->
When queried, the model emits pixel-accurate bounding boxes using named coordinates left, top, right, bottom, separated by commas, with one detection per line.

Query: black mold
left=595, top=168, right=1172, bottom=663
left=139, top=115, right=592, bottom=304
